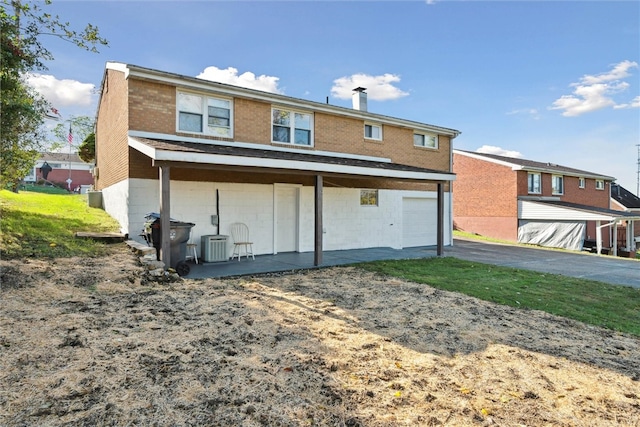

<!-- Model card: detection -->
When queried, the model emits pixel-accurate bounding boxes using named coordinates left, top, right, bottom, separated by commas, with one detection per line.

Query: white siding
left=519, top=200, right=617, bottom=221
left=402, top=197, right=438, bottom=247
left=104, top=179, right=452, bottom=256
left=101, top=179, right=131, bottom=236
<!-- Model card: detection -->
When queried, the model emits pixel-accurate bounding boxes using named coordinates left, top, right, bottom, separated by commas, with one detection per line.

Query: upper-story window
left=364, top=123, right=382, bottom=140
left=552, top=175, right=564, bottom=195
left=413, top=132, right=438, bottom=149
left=272, top=108, right=312, bottom=146
left=595, top=179, right=605, bottom=190
left=528, top=172, right=541, bottom=194
left=578, top=177, right=585, bottom=188
left=177, top=92, right=232, bottom=138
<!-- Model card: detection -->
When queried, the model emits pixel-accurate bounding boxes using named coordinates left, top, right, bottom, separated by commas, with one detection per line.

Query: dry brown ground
left=1, top=245, right=639, bottom=427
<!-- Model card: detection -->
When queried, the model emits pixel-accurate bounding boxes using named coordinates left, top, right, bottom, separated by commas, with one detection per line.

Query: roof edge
left=106, top=62, right=461, bottom=137
left=454, top=149, right=616, bottom=181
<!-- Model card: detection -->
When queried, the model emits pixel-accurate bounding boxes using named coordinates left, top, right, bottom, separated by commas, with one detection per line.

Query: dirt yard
left=1, top=245, right=639, bottom=426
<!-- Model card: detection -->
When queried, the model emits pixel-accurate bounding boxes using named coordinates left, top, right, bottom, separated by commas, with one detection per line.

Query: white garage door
left=402, top=198, right=437, bottom=248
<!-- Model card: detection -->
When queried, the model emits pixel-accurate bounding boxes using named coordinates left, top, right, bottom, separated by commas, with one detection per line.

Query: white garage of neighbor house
left=518, top=199, right=640, bottom=255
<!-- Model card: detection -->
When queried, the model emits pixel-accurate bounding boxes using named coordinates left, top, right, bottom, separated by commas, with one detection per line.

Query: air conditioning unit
left=201, top=235, right=228, bottom=262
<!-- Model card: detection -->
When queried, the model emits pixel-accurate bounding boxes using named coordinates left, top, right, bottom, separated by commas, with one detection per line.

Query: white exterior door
left=402, top=197, right=437, bottom=247
left=275, top=186, right=299, bottom=253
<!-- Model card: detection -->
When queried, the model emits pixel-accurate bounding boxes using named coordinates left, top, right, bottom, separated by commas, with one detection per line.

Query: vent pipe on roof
left=352, top=87, right=367, bottom=112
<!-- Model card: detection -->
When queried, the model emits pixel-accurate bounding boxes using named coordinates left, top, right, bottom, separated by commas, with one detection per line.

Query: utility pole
left=637, top=144, right=640, bottom=197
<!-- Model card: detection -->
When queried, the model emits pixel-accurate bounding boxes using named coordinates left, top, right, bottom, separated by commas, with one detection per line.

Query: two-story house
left=94, top=62, right=460, bottom=267
left=25, top=152, right=94, bottom=192
left=452, top=150, right=640, bottom=256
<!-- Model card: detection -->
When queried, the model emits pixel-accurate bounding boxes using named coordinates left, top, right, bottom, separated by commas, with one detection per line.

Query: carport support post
left=437, top=182, right=444, bottom=256
left=314, top=175, right=323, bottom=266
left=160, top=165, right=171, bottom=268
left=596, top=220, right=602, bottom=255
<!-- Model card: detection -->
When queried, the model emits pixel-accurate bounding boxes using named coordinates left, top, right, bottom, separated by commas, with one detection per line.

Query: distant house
left=611, top=183, right=640, bottom=250
left=93, top=62, right=460, bottom=267
left=452, top=149, right=640, bottom=256
left=24, top=152, right=94, bottom=192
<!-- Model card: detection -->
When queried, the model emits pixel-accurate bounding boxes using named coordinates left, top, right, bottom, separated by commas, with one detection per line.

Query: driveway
left=447, top=239, right=640, bottom=288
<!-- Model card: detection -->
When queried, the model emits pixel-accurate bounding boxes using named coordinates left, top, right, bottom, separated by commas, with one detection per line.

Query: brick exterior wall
left=129, top=79, right=175, bottom=134
left=234, top=97, right=271, bottom=144
left=454, top=152, right=614, bottom=245
left=452, top=153, right=518, bottom=240
left=104, top=69, right=453, bottom=193
left=95, top=69, right=130, bottom=190
left=516, top=171, right=610, bottom=208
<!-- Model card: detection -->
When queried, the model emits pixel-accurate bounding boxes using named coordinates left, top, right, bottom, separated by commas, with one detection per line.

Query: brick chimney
left=352, top=87, right=368, bottom=112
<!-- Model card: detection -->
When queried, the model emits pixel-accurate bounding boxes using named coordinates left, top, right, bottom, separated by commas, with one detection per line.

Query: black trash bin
left=142, top=213, right=195, bottom=276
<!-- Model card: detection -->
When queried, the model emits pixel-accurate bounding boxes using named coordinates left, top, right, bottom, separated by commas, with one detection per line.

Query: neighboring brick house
left=24, top=152, right=94, bottom=192
left=94, top=62, right=460, bottom=267
left=452, top=150, right=640, bottom=255
left=611, top=183, right=640, bottom=250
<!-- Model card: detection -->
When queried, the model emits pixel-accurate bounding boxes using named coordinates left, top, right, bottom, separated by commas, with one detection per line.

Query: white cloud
left=506, top=108, right=540, bottom=120
left=26, top=73, right=95, bottom=109
left=476, top=145, right=523, bottom=158
left=331, top=73, right=409, bottom=101
left=580, top=60, right=637, bottom=84
left=196, top=66, right=283, bottom=94
left=614, top=95, right=640, bottom=110
left=549, top=60, right=639, bottom=117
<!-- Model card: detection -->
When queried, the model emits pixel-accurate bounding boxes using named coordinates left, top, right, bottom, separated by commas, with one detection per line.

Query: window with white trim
left=413, top=132, right=437, bottom=148
left=578, top=177, right=585, bottom=188
left=364, top=123, right=382, bottom=140
left=177, top=92, right=232, bottom=137
left=360, top=189, right=378, bottom=206
left=595, top=179, right=605, bottom=190
left=528, top=172, right=541, bottom=194
left=552, top=175, right=564, bottom=195
left=272, top=108, right=312, bottom=146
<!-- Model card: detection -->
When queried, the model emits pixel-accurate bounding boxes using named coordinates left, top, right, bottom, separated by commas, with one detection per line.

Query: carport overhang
left=129, top=134, right=456, bottom=268
left=519, top=199, right=640, bottom=255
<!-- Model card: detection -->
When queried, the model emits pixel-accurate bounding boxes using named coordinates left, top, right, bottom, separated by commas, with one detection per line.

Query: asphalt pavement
left=447, top=239, right=640, bottom=288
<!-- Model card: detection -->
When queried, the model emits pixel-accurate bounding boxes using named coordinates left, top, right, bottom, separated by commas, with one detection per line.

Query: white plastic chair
left=230, top=222, right=255, bottom=261
left=185, top=242, right=198, bottom=264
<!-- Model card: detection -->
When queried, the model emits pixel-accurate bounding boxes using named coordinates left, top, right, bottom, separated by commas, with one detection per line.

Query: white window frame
left=552, top=175, right=564, bottom=195
left=272, top=107, right=313, bottom=146
left=595, top=179, right=605, bottom=190
left=364, top=123, right=382, bottom=141
left=578, top=177, right=585, bottom=188
left=177, top=91, right=233, bottom=138
left=528, top=172, right=541, bottom=194
left=360, top=189, right=378, bottom=206
left=413, top=132, right=438, bottom=149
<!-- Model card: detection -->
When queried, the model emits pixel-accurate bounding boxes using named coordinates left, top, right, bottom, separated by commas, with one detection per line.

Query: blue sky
left=30, top=0, right=640, bottom=193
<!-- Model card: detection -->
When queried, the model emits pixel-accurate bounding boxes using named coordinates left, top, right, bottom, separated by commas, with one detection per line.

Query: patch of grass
left=359, top=257, right=640, bottom=337
left=453, top=230, right=511, bottom=245
left=20, top=183, right=70, bottom=194
left=0, top=190, right=121, bottom=258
